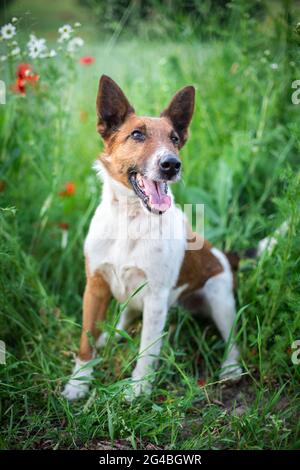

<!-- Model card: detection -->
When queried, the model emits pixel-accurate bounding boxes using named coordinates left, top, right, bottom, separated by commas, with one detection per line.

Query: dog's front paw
left=219, top=361, right=243, bottom=382
left=62, top=380, right=89, bottom=401
left=123, top=379, right=152, bottom=402
left=62, top=358, right=93, bottom=401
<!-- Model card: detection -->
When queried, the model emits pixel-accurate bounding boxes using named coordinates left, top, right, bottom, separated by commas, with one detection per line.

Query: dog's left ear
left=96, top=75, right=135, bottom=138
left=161, top=86, right=195, bottom=147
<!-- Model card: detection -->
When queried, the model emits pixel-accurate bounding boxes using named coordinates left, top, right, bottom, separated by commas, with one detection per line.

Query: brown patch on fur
left=177, top=225, right=223, bottom=299
left=179, top=290, right=208, bottom=314
left=78, top=259, right=111, bottom=361
left=224, top=251, right=240, bottom=272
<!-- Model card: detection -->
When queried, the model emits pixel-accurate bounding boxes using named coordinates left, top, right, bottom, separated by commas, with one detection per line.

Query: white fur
left=62, top=358, right=93, bottom=400
left=257, top=221, right=289, bottom=256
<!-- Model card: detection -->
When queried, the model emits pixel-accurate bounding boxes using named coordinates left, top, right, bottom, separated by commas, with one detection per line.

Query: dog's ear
left=96, top=75, right=135, bottom=138
left=161, top=86, right=195, bottom=147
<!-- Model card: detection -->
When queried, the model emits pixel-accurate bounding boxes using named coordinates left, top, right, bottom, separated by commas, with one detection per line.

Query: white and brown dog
left=62, top=75, right=242, bottom=401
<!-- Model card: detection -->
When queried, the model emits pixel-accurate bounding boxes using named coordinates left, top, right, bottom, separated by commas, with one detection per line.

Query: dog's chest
left=95, top=245, right=147, bottom=308
left=84, top=201, right=186, bottom=306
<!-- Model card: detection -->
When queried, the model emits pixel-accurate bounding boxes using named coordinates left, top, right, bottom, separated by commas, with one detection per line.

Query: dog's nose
left=159, top=154, right=181, bottom=178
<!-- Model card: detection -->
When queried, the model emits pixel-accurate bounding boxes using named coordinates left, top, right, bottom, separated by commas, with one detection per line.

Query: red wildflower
left=79, top=56, right=95, bottom=65
left=156, top=395, right=166, bottom=403
left=250, top=347, right=257, bottom=357
left=11, top=77, right=26, bottom=95
left=58, top=222, right=69, bottom=231
left=58, top=181, right=76, bottom=197
left=17, top=64, right=31, bottom=79
left=197, top=378, right=206, bottom=387
left=11, top=63, right=39, bottom=95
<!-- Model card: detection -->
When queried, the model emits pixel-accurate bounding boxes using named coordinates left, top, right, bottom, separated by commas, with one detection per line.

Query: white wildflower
left=58, top=24, right=73, bottom=42
left=27, top=34, right=38, bottom=47
left=74, top=22, right=81, bottom=27
left=12, top=17, right=18, bottom=23
left=67, top=36, right=84, bottom=53
left=0, top=55, right=7, bottom=62
left=11, top=46, right=21, bottom=56
left=1, top=23, right=16, bottom=40
left=58, top=31, right=71, bottom=43
left=270, top=63, right=278, bottom=70
left=27, top=35, right=47, bottom=59
left=58, top=24, right=73, bottom=35
left=48, top=49, right=57, bottom=57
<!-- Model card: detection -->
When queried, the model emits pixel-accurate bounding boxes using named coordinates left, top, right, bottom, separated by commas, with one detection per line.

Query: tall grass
left=0, top=0, right=300, bottom=449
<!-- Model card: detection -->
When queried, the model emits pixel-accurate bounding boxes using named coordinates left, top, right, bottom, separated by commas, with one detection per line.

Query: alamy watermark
left=291, top=340, right=300, bottom=365
left=291, top=80, right=300, bottom=104
left=97, top=198, right=205, bottom=250
left=0, top=340, right=6, bottom=364
left=0, top=80, right=6, bottom=104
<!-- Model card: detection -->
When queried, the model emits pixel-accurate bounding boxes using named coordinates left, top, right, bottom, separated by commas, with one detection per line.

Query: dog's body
left=63, top=76, right=242, bottom=401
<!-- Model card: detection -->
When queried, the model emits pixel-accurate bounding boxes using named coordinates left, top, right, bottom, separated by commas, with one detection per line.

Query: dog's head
left=96, top=75, right=195, bottom=214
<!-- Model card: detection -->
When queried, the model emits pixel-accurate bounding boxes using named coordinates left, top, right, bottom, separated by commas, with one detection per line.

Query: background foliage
left=0, top=0, right=300, bottom=450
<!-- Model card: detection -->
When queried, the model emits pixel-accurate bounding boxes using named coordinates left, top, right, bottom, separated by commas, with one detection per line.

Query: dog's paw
left=219, top=362, right=243, bottom=382
left=123, top=380, right=152, bottom=403
left=62, top=358, right=93, bottom=401
left=62, top=380, right=89, bottom=401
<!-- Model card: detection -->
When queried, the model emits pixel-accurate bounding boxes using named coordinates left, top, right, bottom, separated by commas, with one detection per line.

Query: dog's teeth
left=136, top=174, right=144, bottom=187
left=137, top=175, right=144, bottom=188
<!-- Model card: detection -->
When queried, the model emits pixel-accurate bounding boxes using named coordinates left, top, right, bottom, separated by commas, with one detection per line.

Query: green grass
left=0, top=0, right=300, bottom=450
left=2, top=0, right=96, bottom=40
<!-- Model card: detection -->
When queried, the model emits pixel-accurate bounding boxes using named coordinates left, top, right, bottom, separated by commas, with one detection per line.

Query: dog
left=62, top=75, right=242, bottom=401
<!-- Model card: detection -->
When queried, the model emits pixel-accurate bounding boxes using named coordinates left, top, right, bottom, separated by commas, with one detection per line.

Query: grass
left=0, top=0, right=300, bottom=450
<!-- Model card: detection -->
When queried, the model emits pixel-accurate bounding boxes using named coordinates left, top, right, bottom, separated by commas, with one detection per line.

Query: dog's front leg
left=126, top=290, right=169, bottom=400
left=62, top=269, right=111, bottom=400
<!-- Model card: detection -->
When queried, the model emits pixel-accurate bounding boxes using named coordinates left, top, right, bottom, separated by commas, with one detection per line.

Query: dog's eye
left=131, top=130, right=145, bottom=141
left=170, top=133, right=179, bottom=145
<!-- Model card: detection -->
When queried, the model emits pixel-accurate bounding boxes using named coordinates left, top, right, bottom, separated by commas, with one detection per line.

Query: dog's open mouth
left=129, top=172, right=171, bottom=214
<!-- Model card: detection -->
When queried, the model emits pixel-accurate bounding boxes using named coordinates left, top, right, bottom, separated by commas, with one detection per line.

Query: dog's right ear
left=96, top=75, right=135, bottom=138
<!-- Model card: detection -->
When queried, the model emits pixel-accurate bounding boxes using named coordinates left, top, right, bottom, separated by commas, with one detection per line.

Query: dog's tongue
left=142, top=177, right=171, bottom=212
